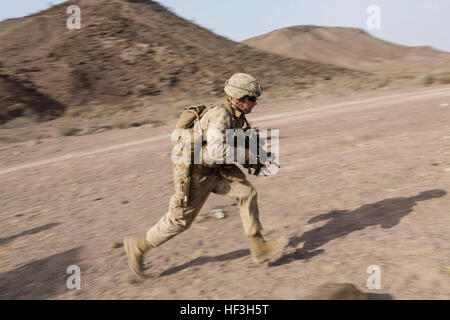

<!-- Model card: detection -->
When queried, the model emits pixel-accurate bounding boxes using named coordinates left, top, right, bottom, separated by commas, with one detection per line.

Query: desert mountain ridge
left=0, top=0, right=360, bottom=123
left=243, top=25, right=450, bottom=72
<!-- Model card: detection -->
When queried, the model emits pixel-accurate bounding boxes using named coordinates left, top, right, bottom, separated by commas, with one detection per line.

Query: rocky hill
left=0, top=68, right=65, bottom=124
left=0, top=0, right=357, bottom=119
left=243, top=25, right=450, bottom=72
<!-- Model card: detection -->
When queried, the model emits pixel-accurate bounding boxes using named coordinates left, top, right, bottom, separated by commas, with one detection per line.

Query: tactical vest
left=173, top=100, right=250, bottom=165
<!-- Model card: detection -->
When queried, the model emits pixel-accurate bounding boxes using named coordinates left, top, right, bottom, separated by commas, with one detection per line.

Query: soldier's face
left=241, top=96, right=257, bottom=113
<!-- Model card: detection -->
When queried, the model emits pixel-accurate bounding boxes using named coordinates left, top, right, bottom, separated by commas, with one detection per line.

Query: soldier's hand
left=254, top=159, right=266, bottom=169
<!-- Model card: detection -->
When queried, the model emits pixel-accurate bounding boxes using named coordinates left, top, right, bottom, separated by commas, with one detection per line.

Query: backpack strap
left=223, top=100, right=234, bottom=116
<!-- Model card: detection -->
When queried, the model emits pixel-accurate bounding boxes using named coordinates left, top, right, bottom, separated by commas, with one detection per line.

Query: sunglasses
left=246, top=96, right=257, bottom=103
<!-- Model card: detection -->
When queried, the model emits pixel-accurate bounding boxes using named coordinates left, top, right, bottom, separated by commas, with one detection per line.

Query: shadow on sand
left=0, top=247, right=83, bottom=299
left=270, top=189, right=446, bottom=267
left=159, top=249, right=250, bottom=277
left=0, top=222, right=60, bottom=246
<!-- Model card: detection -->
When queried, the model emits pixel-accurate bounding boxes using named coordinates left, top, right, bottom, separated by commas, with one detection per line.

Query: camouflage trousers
left=146, top=164, right=263, bottom=247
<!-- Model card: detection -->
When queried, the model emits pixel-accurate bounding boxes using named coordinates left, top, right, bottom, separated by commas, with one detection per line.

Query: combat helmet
left=224, top=73, right=262, bottom=99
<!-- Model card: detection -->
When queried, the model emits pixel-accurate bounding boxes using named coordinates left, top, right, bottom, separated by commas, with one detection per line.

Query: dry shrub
left=294, top=83, right=309, bottom=90
left=421, top=74, right=435, bottom=86
left=65, top=105, right=94, bottom=117
left=350, top=80, right=363, bottom=91
left=111, top=117, right=132, bottom=129
left=65, top=103, right=140, bottom=119
left=375, top=77, right=391, bottom=88
left=53, top=118, right=81, bottom=136
left=438, top=75, right=450, bottom=84
left=23, top=108, right=42, bottom=122
left=395, top=74, right=416, bottom=80
left=111, top=117, right=167, bottom=129
left=148, top=119, right=166, bottom=127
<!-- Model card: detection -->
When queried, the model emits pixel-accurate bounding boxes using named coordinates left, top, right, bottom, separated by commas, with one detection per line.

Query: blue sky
left=1, top=0, right=449, bottom=52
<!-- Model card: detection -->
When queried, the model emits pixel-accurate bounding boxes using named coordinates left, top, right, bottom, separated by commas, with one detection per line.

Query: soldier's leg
left=213, top=166, right=288, bottom=264
left=124, top=165, right=218, bottom=277
left=212, top=175, right=262, bottom=236
left=146, top=165, right=219, bottom=247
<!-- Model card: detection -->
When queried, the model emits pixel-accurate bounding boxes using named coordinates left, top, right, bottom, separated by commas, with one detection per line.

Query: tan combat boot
left=123, top=236, right=152, bottom=278
left=248, top=232, right=289, bottom=264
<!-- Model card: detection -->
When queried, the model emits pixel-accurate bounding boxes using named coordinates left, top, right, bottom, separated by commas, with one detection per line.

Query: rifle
left=243, top=128, right=280, bottom=176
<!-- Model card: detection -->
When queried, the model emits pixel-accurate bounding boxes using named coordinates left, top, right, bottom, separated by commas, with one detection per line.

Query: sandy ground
left=0, top=85, right=449, bottom=300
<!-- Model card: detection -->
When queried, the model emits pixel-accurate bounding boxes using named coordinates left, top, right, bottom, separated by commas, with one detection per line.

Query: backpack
left=173, top=102, right=238, bottom=167
left=175, top=105, right=209, bottom=130
left=174, top=102, right=235, bottom=130
left=172, top=104, right=219, bottom=207
left=173, top=105, right=215, bottom=167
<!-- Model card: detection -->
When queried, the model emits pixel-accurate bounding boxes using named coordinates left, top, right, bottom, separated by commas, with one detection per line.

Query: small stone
left=125, top=174, right=139, bottom=181
left=128, top=277, right=145, bottom=284
left=440, top=103, right=449, bottom=107
left=440, top=266, right=450, bottom=276
left=290, top=288, right=309, bottom=300
left=430, top=163, right=439, bottom=166
left=111, top=241, right=123, bottom=249
left=445, top=168, right=450, bottom=172
left=27, top=140, right=41, bottom=146
left=122, top=200, right=129, bottom=204
left=207, top=209, right=226, bottom=220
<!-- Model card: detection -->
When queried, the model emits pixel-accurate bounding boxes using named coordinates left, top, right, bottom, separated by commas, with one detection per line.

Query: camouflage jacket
left=196, top=99, right=250, bottom=166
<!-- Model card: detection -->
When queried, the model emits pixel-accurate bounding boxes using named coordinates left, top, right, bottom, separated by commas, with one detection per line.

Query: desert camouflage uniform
left=146, top=99, right=263, bottom=247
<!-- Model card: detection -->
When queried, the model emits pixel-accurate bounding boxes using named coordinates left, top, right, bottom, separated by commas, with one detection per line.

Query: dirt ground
left=0, top=85, right=449, bottom=299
